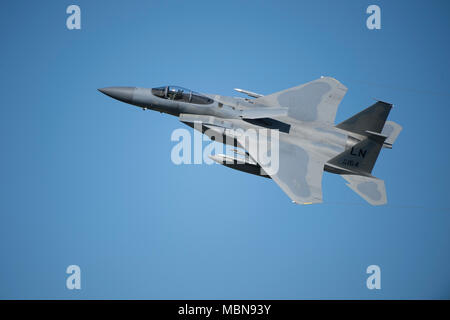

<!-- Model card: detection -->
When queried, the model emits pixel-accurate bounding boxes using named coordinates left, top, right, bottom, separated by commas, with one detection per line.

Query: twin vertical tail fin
left=328, top=101, right=401, bottom=205
left=327, top=131, right=387, bottom=176
left=336, top=100, right=393, bottom=136
left=325, top=130, right=388, bottom=205
left=336, top=100, right=403, bottom=149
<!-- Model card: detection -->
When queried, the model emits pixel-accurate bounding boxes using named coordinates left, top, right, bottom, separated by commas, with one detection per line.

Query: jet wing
left=236, top=134, right=325, bottom=204
left=254, top=77, right=347, bottom=124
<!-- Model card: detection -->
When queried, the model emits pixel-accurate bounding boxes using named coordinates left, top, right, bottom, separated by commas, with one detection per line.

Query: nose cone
left=98, top=87, right=136, bottom=104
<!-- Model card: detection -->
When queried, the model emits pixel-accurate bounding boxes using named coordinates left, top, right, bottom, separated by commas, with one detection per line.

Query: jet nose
left=98, top=87, right=136, bottom=104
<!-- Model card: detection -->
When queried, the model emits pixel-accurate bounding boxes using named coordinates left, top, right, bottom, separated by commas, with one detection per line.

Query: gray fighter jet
left=99, top=77, right=402, bottom=205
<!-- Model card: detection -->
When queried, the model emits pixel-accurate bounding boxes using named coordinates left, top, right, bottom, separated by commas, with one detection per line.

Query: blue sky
left=0, top=0, right=449, bottom=299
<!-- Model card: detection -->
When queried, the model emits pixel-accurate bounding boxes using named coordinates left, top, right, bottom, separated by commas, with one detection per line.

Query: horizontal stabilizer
left=381, top=120, right=402, bottom=148
left=341, top=175, right=387, bottom=205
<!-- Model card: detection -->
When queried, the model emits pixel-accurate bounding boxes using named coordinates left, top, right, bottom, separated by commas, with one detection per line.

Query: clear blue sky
left=0, top=0, right=449, bottom=299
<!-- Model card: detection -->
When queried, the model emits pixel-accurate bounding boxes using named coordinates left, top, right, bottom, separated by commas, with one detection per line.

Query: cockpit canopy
left=151, top=86, right=214, bottom=105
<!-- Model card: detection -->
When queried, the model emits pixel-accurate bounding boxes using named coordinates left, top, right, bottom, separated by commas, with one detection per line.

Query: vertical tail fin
left=327, top=132, right=387, bottom=175
left=326, top=133, right=388, bottom=205
left=336, top=101, right=392, bottom=136
left=330, top=100, right=397, bottom=206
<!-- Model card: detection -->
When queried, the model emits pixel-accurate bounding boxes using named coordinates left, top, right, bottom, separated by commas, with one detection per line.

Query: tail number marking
left=350, top=147, right=367, bottom=158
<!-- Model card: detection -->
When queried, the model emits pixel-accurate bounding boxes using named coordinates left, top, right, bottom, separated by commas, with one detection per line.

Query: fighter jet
left=99, top=77, right=402, bottom=205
